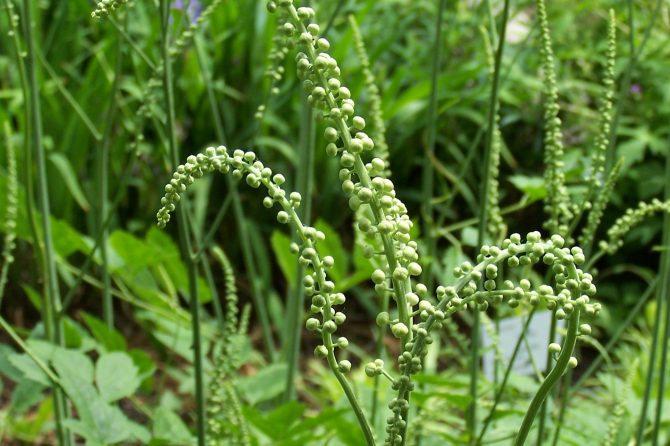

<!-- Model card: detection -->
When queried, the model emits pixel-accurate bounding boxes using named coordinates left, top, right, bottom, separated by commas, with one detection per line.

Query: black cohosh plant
left=157, top=1, right=602, bottom=445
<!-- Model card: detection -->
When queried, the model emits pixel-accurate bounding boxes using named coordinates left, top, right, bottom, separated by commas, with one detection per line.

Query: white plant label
left=481, top=311, right=563, bottom=381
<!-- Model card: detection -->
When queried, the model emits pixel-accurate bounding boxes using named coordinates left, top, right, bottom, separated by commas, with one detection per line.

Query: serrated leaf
left=95, top=352, right=140, bottom=402
left=151, top=407, right=194, bottom=445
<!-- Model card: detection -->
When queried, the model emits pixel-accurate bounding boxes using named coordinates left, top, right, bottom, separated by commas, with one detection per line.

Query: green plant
left=2, top=0, right=670, bottom=445
left=156, top=3, right=605, bottom=445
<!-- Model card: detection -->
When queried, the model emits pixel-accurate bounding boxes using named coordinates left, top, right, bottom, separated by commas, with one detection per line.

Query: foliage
left=0, top=0, right=669, bottom=445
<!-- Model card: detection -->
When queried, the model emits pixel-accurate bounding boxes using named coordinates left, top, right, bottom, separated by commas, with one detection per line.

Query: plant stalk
left=159, top=2, right=205, bottom=444
left=470, top=0, right=510, bottom=441
left=21, top=0, right=70, bottom=444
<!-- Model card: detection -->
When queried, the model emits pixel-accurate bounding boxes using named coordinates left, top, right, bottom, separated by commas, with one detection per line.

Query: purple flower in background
left=172, top=0, right=202, bottom=24
left=630, top=83, right=642, bottom=95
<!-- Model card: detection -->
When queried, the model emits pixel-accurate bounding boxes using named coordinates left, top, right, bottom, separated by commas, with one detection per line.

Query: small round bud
left=314, top=345, right=328, bottom=358
left=376, top=312, right=390, bottom=327
left=568, top=357, right=578, bottom=368
left=371, top=269, right=386, bottom=284
left=579, top=324, right=592, bottom=335
left=391, top=323, right=409, bottom=338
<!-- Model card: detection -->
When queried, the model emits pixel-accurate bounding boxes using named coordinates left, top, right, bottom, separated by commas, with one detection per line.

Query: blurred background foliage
left=1, top=0, right=669, bottom=444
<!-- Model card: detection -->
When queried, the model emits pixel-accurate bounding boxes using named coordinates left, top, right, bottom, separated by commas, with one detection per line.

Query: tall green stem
left=21, top=1, right=70, bottom=444
left=536, top=310, right=557, bottom=444
left=97, top=15, right=124, bottom=328
left=650, top=143, right=670, bottom=446
left=417, top=1, right=446, bottom=442
left=159, top=2, right=205, bottom=444
left=284, top=95, right=315, bottom=402
left=514, top=310, right=580, bottom=446
left=470, top=1, right=510, bottom=441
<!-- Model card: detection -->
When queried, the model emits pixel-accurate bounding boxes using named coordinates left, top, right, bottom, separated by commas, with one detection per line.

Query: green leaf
left=52, top=348, right=133, bottom=445
left=509, top=175, right=547, bottom=200
left=238, top=362, right=288, bottom=405
left=95, top=352, right=140, bottom=402
left=314, top=219, right=348, bottom=283
left=9, top=378, right=46, bottom=415
left=129, top=349, right=157, bottom=384
left=8, top=353, right=51, bottom=386
left=80, top=311, right=127, bottom=352
left=109, top=230, right=156, bottom=272
left=151, top=407, right=194, bottom=445
left=48, top=152, right=90, bottom=211
left=271, top=230, right=297, bottom=287
left=244, top=401, right=305, bottom=440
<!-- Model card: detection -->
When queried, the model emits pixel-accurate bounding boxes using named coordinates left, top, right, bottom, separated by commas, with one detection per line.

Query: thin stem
left=470, top=1, right=510, bottom=440
left=61, top=152, right=138, bottom=313
left=0, top=122, right=18, bottom=305
left=21, top=0, right=70, bottom=443
left=477, top=309, right=536, bottom=443
left=0, top=316, right=61, bottom=384
left=417, top=1, right=446, bottom=442
left=513, top=310, right=580, bottom=446
left=284, top=95, right=316, bottom=402
left=36, top=51, right=103, bottom=141
left=650, top=143, right=670, bottom=446
left=322, top=0, right=347, bottom=37
left=536, top=309, right=557, bottom=445
left=107, top=15, right=156, bottom=70
left=159, top=2, right=205, bottom=445
left=634, top=281, right=664, bottom=444
left=549, top=368, right=572, bottom=446
left=97, top=15, right=124, bottom=328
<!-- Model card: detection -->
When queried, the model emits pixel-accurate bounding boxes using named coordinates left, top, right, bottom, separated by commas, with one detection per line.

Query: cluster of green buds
left=266, top=1, right=422, bottom=349
left=536, top=0, right=572, bottom=234
left=255, top=9, right=292, bottom=120
left=481, top=26, right=505, bottom=238
left=379, top=232, right=599, bottom=444
left=584, top=9, right=616, bottom=194
left=156, top=3, right=605, bottom=445
left=599, top=198, right=670, bottom=255
left=91, top=0, right=129, bottom=18
left=157, top=144, right=354, bottom=374
left=348, top=14, right=390, bottom=176
left=0, top=123, right=18, bottom=304
left=579, top=159, right=622, bottom=251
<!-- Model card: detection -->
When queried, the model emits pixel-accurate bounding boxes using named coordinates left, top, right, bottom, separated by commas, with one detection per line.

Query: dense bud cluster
left=579, top=159, right=622, bottom=251
left=348, top=14, right=390, bottom=176
left=599, top=198, right=670, bottom=254
left=0, top=125, right=18, bottom=303
left=481, top=27, right=505, bottom=237
left=537, top=0, right=572, bottom=234
left=585, top=10, right=616, bottom=194
left=91, top=0, right=129, bottom=18
left=380, top=232, right=599, bottom=443
left=156, top=144, right=356, bottom=409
